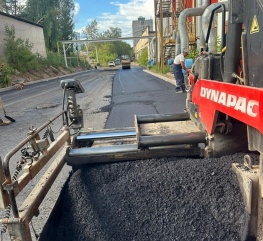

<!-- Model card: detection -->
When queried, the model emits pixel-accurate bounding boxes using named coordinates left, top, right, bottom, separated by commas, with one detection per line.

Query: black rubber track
left=40, top=152, right=258, bottom=241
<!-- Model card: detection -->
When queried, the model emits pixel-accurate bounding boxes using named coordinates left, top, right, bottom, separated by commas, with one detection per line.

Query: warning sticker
left=250, top=15, right=259, bottom=34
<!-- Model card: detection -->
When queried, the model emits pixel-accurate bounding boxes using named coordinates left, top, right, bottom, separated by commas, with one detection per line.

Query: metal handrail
left=3, top=110, right=67, bottom=184
left=2, top=110, right=67, bottom=218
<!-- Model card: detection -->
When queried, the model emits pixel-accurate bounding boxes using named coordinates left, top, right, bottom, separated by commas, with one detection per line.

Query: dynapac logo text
left=200, top=87, right=259, bottom=117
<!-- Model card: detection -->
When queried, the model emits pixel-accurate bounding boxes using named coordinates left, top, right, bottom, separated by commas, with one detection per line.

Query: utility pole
left=159, top=0, right=165, bottom=73
left=95, top=45, right=99, bottom=64
left=62, top=43, right=68, bottom=68
left=14, top=0, right=17, bottom=15
left=154, top=0, right=159, bottom=68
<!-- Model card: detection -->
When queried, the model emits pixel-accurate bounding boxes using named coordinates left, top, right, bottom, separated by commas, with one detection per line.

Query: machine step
left=67, top=114, right=207, bottom=166
left=136, top=112, right=190, bottom=124
left=69, top=144, right=138, bottom=155
left=66, top=144, right=204, bottom=165
left=77, top=129, right=136, bottom=141
left=139, top=132, right=207, bottom=148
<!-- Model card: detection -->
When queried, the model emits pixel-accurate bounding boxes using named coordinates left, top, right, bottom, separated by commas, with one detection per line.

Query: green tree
left=23, top=0, right=75, bottom=51
left=82, top=20, right=99, bottom=40
left=101, top=27, right=132, bottom=59
left=115, top=41, right=132, bottom=58
left=102, top=27, right=122, bottom=38
left=59, top=0, right=74, bottom=41
left=97, top=43, right=117, bottom=64
left=24, top=0, right=59, bottom=50
left=0, top=0, right=26, bottom=15
left=4, top=25, right=36, bottom=72
left=82, top=20, right=132, bottom=66
left=0, top=0, right=9, bottom=12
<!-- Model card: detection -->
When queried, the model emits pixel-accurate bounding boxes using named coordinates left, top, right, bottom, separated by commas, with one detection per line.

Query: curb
left=143, top=69, right=175, bottom=85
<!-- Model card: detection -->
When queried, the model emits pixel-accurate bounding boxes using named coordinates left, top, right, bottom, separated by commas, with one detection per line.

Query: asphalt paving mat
left=41, top=152, right=257, bottom=241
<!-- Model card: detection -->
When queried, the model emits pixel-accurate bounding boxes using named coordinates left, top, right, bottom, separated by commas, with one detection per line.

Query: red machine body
left=192, top=80, right=263, bottom=135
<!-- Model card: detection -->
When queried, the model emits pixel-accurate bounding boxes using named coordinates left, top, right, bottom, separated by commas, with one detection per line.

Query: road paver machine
left=0, top=0, right=263, bottom=239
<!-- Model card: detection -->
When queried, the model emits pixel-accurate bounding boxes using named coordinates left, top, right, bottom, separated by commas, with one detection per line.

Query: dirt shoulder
left=7, top=66, right=90, bottom=87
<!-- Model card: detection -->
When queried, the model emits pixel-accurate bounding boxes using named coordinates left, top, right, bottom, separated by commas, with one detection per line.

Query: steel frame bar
left=139, top=132, right=206, bottom=148
left=1, top=147, right=67, bottom=241
left=3, top=111, right=66, bottom=184
left=136, top=112, right=190, bottom=124
left=14, top=130, right=70, bottom=197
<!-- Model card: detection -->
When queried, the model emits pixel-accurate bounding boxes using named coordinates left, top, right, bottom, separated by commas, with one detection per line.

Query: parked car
left=115, top=59, right=120, bottom=65
left=108, top=61, right=116, bottom=67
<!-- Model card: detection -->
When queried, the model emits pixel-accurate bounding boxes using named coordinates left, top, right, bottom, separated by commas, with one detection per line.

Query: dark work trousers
left=172, top=63, right=185, bottom=90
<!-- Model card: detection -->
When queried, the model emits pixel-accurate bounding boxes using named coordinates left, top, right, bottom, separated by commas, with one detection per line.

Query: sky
left=73, top=0, right=155, bottom=42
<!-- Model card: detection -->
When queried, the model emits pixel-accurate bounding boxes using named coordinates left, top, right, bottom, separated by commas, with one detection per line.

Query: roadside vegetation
left=137, top=48, right=149, bottom=67
left=0, top=26, right=88, bottom=88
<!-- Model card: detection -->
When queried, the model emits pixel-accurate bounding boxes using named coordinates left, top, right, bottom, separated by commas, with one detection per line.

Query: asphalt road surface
left=106, top=66, right=185, bottom=128
left=0, top=67, right=116, bottom=240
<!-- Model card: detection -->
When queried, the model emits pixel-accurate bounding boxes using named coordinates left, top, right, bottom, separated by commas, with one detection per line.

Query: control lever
left=60, top=79, right=85, bottom=130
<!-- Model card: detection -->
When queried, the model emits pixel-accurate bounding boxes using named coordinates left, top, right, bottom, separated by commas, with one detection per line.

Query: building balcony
left=155, top=0, right=172, bottom=18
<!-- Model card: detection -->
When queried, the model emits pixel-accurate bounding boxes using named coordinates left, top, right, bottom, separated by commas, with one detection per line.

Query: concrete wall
left=134, top=26, right=155, bottom=61
left=0, top=12, right=46, bottom=58
left=132, top=17, right=154, bottom=48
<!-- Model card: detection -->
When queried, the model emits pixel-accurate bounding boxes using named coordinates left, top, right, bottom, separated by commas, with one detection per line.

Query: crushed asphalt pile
left=40, top=152, right=258, bottom=241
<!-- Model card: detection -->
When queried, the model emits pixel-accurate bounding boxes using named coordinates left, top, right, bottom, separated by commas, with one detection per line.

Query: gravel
left=40, top=152, right=258, bottom=241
